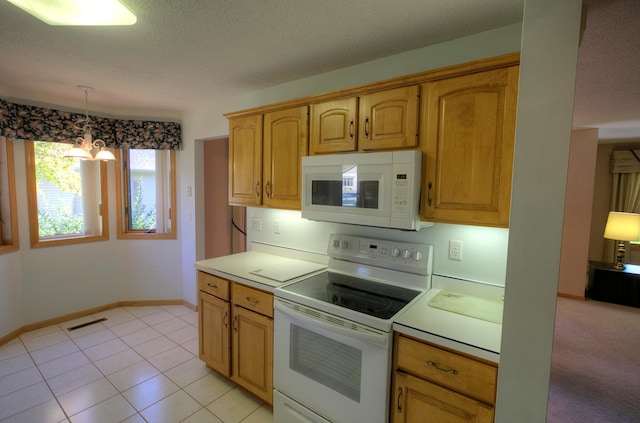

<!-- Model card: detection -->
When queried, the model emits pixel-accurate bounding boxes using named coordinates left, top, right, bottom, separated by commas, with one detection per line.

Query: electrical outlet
left=252, top=218, right=262, bottom=232
left=274, top=220, right=280, bottom=234
left=449, top=240, right=463, bottom=261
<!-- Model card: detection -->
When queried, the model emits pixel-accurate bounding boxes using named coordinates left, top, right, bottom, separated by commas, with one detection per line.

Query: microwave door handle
left=275, top=300, right=388, bottom=348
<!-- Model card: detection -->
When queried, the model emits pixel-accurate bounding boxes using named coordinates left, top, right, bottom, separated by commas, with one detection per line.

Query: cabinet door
left=359, top=86, right=419, bottom=151
left=310, top=98, right=358, bottom=154
left=232, top=305, right=274, bottom=404
left=199, top=291, right=230, bottom=377
left=229, top=114, right=263, bottom=206
left=421, top=66, right=518, bottom=227
left=392, top=372, right=494, bottom=423
left=263, top=106, right=308, bottom=210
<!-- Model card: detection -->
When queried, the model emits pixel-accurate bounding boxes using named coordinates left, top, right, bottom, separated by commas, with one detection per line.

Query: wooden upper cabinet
left=263, top=106, right=308, bottom=209
left=420, top=66, right=519, bottom=227
left=228, top=115, right=263, bottom=206
left=310, top=98, right=358, bottom=154
left=359, top=85, right=420, bottom=151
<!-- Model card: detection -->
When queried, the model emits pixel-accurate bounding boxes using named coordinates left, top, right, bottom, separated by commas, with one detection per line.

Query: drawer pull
left=207, top=283, right=217, bottom=289
left=397, top=387, right=403, bottom=413
left=427, top=360, right=459, bottom=375
left=246, top=296, right=259, bottom=305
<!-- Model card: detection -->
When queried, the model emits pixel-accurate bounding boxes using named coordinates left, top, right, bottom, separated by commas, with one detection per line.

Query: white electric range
left=273, top=233, right=433, bottom=423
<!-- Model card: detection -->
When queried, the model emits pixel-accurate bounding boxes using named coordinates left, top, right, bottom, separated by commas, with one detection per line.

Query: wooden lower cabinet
left=198, top=291, right=230, bottom=376
left=197, top=271, right=274, bottom=405
left=392, top=333, right=497, bottom=422
left=392, top=372, right=494, bottom=423
left=231, top=305, right=274, bottom=404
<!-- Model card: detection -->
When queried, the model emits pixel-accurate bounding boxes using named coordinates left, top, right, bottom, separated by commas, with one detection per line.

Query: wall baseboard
left=557, top=292, right=586, bottom=301
left=1, top=299, right=197, bottom=347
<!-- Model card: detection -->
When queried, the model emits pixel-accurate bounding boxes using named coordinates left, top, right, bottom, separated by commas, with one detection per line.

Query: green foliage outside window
left=34, top=141, right=84, bottom=237
left=130, top=177, right=156, bottom=231
left=38, top=207, right=83, bottom=236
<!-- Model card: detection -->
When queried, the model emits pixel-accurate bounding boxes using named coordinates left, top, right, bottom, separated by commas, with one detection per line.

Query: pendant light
left=64, top=86, right=116, bottom=161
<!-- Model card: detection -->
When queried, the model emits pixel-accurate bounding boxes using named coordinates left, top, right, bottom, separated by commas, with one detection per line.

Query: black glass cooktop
left=281, top=271, right=421, bottom=319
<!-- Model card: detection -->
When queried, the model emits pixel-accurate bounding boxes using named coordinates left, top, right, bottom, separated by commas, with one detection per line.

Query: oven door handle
left=275, top=299, right=389, bottom=348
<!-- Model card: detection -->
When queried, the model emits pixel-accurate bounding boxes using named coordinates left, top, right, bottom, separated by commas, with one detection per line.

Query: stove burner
left=281, top=271, right=421, bottom=320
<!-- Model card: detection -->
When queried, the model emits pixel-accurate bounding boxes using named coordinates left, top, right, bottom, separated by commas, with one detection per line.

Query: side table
left=588, top=261, right=640, bottom=307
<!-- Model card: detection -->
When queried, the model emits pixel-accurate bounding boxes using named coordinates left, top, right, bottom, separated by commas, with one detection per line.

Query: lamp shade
left=604, top=211, right=640, bottom=241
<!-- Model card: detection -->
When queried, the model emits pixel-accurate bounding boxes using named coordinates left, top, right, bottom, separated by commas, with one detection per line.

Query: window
left=25, top=140, right=109, bottom=247
left=115, top=149, right=176, bottom=239
left=0, top=137, right=19, bottom=254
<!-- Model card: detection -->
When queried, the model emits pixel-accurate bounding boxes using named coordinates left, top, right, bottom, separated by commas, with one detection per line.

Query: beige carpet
left=547, top=297, right=640, bottom=422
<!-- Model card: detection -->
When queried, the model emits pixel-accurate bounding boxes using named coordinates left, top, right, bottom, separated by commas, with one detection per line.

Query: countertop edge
left=392, top=322, right=500, bottom=364
left=195, top=263, right=279, bottom=294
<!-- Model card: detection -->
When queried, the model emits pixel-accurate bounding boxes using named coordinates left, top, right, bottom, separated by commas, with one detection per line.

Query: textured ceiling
left=0, top=0, right=638, bottom=140
left=573, top=0, right=640, bottom=140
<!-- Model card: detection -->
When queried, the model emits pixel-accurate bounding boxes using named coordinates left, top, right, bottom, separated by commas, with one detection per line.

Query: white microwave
left=301, top=150, right=431, bottom=230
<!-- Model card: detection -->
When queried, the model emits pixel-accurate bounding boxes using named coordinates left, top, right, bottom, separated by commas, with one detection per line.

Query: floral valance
left=0, top=98, right=181, bottom=150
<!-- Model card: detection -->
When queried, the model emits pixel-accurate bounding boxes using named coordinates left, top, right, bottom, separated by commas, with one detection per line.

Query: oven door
left=274, top=298, right=392, bottom=423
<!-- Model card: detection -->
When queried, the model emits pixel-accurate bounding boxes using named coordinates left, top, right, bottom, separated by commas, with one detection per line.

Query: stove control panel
left=327, top=233, right=433, bottom=276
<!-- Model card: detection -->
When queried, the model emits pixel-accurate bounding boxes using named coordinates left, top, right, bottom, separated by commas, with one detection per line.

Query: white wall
left=247, top=208, right=508, bottom=286
left=0, top=252, right=22, bottom=336
left=496, top=0, right=582, bottom=421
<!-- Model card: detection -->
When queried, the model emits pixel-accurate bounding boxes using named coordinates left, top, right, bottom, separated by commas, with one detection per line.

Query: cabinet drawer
left=232, top=283, right=273, bottom=317
left=198, top=272, right=230, bottom=300
left=396, top=335, right=497, bottom=405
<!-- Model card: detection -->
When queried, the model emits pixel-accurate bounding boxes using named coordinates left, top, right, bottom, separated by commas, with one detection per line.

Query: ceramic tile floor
left=0, top=305, right=273, bottom=423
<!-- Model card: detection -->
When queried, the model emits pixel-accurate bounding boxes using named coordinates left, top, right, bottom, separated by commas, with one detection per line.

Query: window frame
left=0, top=138, right=19, bottom=255
left=25, top=140, right=109, bottom=248
left=115, top=148, right=177, bottom=240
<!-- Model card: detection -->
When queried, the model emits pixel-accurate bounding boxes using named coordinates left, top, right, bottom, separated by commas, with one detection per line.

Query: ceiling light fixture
left=6, top=0, right=137, bottom=26
left=64, top=85, right=116, bottom=161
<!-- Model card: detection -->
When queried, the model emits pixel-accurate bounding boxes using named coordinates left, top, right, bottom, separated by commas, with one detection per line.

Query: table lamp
left=603, top=211, right=640, bottom=270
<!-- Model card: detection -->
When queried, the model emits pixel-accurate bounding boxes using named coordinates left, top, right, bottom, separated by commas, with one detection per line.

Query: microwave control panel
left=391, top=162, right=414, bottom=216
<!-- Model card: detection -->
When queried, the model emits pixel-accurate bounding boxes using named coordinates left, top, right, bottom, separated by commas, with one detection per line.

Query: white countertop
left=195, top=249, right=327, bottom=293
left=394, top=278, right=503, bottom=363
left=196, top=249, right=501, bottom=362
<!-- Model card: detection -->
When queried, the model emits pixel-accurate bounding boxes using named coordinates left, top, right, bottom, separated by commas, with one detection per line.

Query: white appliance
left=301, top=150, right=431, bottom=230
left=274, top=234, right=433, bottom=423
